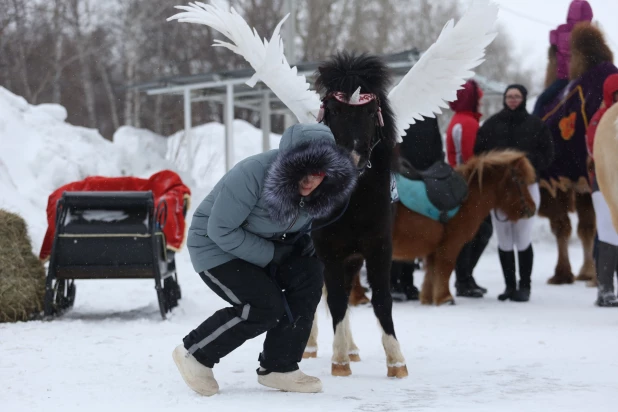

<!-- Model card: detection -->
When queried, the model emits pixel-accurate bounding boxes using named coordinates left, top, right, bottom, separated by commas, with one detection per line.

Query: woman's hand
left=295, top=234, right=316, bottom=257
left=271, top=243, right=295, bottom=265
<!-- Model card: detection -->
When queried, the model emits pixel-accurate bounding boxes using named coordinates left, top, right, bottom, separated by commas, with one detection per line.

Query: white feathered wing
left=168, top=1, right=498, bottom=141
left=167, top=1, right=320, bottom=123
left=388, top=0, right=499, bottom=141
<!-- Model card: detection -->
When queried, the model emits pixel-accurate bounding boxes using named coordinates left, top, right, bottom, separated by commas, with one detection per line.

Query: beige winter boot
left=257, top=368, right=322, bottom=393
left=172, top=345, right=219, bottom=396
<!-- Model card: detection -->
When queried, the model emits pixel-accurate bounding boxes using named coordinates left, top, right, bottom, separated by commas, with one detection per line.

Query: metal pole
left=224, top=83, right=235, bottom=172
left=283, top=0, right=297, bottom=129
left=183, top=88, right=193, bottom=174
left=283, top=0, right=297, bottom=65
left=261, top=90, right=271, bottom=152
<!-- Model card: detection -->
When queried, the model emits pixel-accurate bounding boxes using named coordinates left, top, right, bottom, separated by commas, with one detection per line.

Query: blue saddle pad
left=394, top=174, right=459, bottom=222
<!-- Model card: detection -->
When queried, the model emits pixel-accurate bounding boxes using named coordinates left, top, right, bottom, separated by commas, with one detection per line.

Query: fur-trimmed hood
left=569, top=22, right=614, bottom=80
left=263, top=123, right=357, bottom=224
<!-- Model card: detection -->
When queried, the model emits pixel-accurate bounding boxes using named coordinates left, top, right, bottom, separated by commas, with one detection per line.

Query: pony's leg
left=303, top=311, right=319, bottom=359
left=420, top=256, right=434, bottom=305
left=304, top=285, right=327, bottom=358
left=365, top=248, right=408, bottom=378
left=541, top=189, right=575, bottom=284
left=344, top=308, right=361, bottom=362
left=349, top=271, right=370, bottom=306
left=575, top=192, right=597, bottom=285
left=324, top=260, right=353, bottom=376
left=431, top=253, right=456, bottom=305
left=343, top=257, right=364, bottom=362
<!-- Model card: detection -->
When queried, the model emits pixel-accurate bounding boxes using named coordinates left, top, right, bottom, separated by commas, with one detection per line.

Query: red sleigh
left=41, top=170, right=191, bottom=319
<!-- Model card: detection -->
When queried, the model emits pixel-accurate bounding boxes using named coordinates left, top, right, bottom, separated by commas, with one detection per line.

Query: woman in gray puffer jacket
left=172, top=123, right=357, bottom=396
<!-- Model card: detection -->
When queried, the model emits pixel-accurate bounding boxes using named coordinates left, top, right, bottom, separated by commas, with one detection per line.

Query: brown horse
left=537, top=44, right=595, bottom=286
left=534, top=22, right=617, bottom=287
left=393, top=150, right=537, bottom=305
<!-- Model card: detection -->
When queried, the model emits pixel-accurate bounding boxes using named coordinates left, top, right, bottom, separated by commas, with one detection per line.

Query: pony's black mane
left=315, top=52, right=392, bottom=97
left=315, top=51, right=399, bottom=154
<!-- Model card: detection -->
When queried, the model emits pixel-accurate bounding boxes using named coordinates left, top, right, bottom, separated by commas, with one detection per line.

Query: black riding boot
left=400, top=262, right=419, bottom=300
left=391, top=261, right=418, bottom=301
left=455, top=242, right=484, bottom=298
left=596, top=241, right=618, bottom=307
left=498, top=249, right=516, bottom=301
left=511, top=245, right=533, bottom=302
left=390, top=261, right=407, bottom=302
left=467, top=216, right=493, bottom=294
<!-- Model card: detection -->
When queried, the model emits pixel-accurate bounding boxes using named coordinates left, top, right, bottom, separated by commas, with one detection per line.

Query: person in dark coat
left=446, top=79, right=491, bottom=298
left=391, top=116, right=443, bottom=301
left=173, top=123, right=357, bottom=395
left=474, top=84, right=555, bottom=302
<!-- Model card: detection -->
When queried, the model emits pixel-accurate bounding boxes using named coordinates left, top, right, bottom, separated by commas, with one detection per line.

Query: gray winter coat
left=187, top=123, right=357, bottom=273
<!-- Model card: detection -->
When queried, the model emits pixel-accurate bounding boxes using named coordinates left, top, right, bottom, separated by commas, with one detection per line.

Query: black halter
left=317, top=91, right=385, bottom=176
left=355, top=124, right=384, bottom=175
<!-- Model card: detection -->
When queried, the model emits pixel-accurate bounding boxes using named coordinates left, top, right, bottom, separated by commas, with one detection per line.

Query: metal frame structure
left=134, top=49, right=506, bottom=172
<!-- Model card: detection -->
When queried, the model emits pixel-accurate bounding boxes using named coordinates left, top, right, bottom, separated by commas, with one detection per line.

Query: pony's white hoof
left=331, top=363, right=352, bottom=376
left=387, top=364, right=408, bottom=378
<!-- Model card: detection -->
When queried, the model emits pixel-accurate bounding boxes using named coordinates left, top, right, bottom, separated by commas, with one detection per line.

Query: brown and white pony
left=393, top=150, right=537, bottom=305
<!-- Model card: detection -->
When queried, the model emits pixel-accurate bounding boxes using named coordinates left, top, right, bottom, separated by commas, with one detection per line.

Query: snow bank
left=166, top=119, right=281, bottom=189
left=0, top=87, right=172, bottom=252
left=0, top=86, right=284, bottom=253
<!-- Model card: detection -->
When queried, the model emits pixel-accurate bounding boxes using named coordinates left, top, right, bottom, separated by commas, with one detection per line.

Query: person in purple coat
left=533, top=0, right=593, bottom=117
left=537, top=22, right=618, bottom=196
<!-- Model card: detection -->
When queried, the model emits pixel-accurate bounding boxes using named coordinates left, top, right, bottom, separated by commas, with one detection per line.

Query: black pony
left=307, top=52, right=408, bottom=378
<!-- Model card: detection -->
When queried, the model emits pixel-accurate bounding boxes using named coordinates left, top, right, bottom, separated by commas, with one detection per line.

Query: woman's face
left=299, top=175, right=325, bottom=196
left=505, top=88, right=524, bottom=111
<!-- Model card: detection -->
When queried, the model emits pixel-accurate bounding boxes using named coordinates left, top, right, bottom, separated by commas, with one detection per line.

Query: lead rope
left=273, top=196, right=352, bottom=325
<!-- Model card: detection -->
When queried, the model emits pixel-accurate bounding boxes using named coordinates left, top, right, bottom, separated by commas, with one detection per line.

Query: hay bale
left=0, top=209, right=45, bottom=322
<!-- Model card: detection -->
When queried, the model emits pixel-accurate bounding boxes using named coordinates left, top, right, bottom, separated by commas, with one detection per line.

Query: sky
left=460, top=0, right=618, bottom=88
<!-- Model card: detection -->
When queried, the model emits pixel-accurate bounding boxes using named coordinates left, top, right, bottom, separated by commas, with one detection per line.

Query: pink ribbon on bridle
left=316, top=91, right=385, bottom=127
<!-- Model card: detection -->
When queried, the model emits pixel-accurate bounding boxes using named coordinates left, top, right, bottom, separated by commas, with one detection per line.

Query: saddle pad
left=394, top=174, right=459, bottom=222
left=390, top=173, right=400, bottom=203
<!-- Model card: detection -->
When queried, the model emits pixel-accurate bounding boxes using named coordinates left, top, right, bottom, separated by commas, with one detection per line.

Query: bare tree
left=0, top=0, right=534, bottom=140
left=10, top=0, right=33, bottom=101
left=67, top=0, right=97, bottom=128
left=52, top=0, right=65, bottom=104
left=297, top=0, right=338, bottom=60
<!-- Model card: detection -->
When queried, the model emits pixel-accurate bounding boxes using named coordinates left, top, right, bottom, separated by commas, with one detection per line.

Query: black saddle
left=399, top=159, right=469, bottom=216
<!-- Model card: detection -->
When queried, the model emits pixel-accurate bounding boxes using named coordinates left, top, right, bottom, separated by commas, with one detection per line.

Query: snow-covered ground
left=1, top=87, right=617, bottom=411
left=2, top=241, right=616, bottom=412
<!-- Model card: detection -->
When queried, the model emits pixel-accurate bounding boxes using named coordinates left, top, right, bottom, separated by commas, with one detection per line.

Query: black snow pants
left=455, top=215, right=493, bottom=284
left=183, top=256, right=324, bottom=373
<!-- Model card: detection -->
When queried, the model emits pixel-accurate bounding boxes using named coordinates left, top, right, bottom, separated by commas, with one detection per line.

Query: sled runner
left=43, top=191, right=182, bottom=319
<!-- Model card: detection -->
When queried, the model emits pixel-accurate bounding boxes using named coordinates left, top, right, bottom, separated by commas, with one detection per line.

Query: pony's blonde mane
left=457, top=150, right=534, bottom=192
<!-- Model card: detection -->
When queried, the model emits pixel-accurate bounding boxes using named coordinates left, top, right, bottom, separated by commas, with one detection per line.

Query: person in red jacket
left=587, top=74, right=618, bottom=160
left=586, top=73, right=618, bottom=307
left=447, top=80, right=483, bottom=167
left=446, top=79, right=491, bottom=298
